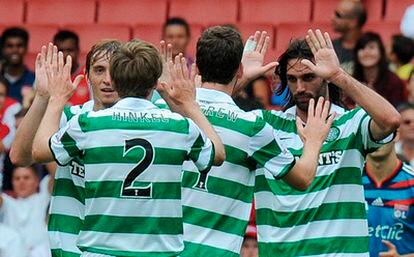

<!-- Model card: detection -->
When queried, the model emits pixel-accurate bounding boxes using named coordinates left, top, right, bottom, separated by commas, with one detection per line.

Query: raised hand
left=45, top=48, right=83, bottom=103
left=159, top=40, right=173, bottom=84
left=239, top=31, right=278, bottom=86
left=157, top=54, right=198, bottom=115
left=302, top=29, right=341, bottom=80
left=34, top=43, right=55, bottom=98
left=379, top=240, right=401, bottom=257
left=296, top=97, right=335, bottom=146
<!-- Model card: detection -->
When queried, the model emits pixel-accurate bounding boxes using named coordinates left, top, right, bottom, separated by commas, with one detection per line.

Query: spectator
left=53, top=30, right=90, bottom=105
left=0, top=223, right=28, bottom=257
left=401, top=4, right=414, bottom=39
left=389, top=34, right=414, bottom=82
left=234, top=76, right=271, bottom=110
left=0, top=27, right=35, bottom=102
left=363, top=140, right=414, bottom=257
left=241, top=225, right=258, bottom=257
left=396, top=103, right=414, bottom=166
left=350, top=32, right=407, bottom=108
left=332, top=0, right=367, bottom=72
left=0, top=166, right=52, bottom=257
left=162, top=17, right=193, bottom=66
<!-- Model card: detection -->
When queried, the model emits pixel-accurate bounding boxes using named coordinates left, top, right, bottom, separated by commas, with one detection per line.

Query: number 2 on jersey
left=121, top=138, right=154, bottom=198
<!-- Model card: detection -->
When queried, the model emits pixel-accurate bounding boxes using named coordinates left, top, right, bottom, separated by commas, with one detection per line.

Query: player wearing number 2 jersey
left=32, top=40, right=225, bottom=257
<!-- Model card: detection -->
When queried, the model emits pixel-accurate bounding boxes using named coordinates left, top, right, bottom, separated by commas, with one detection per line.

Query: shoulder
left=401, top=162, right=414, bottom=177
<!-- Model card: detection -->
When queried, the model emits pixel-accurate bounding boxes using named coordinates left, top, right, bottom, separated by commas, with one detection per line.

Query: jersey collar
left=113, top=97, right=158, bottom=111
left=196, top=88, right=237, bottom=105
left=284, top=103, right=345, bottom=117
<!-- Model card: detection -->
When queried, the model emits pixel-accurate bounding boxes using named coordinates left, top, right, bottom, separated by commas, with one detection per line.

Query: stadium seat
left=169, top=0, right=238, bottom=25
left=132, top=25, right=163, bottom=46
left=275, top=22, right=336, bottom=50
left=384, top=0, right=414, bottom=22
left=313, top=0, right=383, bottom=22
left=98, top=0, right=167, bottom=25
left=65, top=25, right=131, bottom=53
left=26, top=0, right=96, bottom=25
left=25, top=52, right=37, bottom=71
left=0, top=0, right=24, bottom=25
left=236, top=24, right=276, bottom=48
left=240, top=0, right=312, bottom=25
left=364, top=21, right=400, bottom=46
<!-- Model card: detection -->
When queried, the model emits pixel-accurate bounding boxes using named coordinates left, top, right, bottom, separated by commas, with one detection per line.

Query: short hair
left=350, top=1, right=367, bottom=28
left=1, top=27, right=29, bottom=47
left=85, top=39, right=122, bottom=75
left=196, top=26, right=243, bottom=85
left=110, top=40, right=162, bottom=98
left=275, top=39, right=343, bottom=107
left=53, top=30, right=80, bottom=48
left=397, top=102, right=414, bottom=113
left=391, top=34, right=414, bottom=64
left=163, top=17, right=190, bottom=36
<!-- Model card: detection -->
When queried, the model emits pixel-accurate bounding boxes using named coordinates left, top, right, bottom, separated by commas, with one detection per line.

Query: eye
left=287, top=76, right=297, bottom=83
left=303, top=74, right=316, bottom=82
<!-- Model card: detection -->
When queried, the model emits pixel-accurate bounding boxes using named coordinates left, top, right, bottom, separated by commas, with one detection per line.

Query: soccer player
left=363, top=140, right=414, bottom=257
left=253, top=29, right=401, bottom=257
left=10, top=39, right=122, bottom=257
left=32, top=39, right=225, bottom=256
left=159, top=26, right=334, bottom=257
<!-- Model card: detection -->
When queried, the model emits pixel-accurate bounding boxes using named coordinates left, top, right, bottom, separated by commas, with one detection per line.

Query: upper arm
left=187, top=119, right=215, bottom=173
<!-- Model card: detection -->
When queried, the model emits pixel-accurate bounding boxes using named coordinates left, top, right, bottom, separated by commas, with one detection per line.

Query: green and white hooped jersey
left=254, top=105, right=394, bottom=257
left=180, top=89, right=295, bottom=257
left=49, top=98, right=215, bottom=257
left=49, top=100, right=94, bottom=257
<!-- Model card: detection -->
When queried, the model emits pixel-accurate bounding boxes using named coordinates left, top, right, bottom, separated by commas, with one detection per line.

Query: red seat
left=235, top=24, right=276, bottom=49
left=98, top=0, right=167, bottom=25
left=65, top=25, right=131, bottom=53
left=132, top=25, right=163, bottom=46
left=384, top=0, right=414, bottom=22
left=275, top=22, right=336, bottom=50
left=0, top=0, right=24, bottom=25
left=169, top=0, right=238, bottom=26
left=26, top=0, right=96, bottom=25
left=240, top=0, right=311, bottom=25
left=364, top=21, right=400, bottom=46
left=313, top=0, right=383, bottom=22
left=25, top=52, right=37, bottom=71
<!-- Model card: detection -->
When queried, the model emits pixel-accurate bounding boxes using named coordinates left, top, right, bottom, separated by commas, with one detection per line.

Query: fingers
left=256, top=31, right=267, bottom=52
left=39, top=45, right=46, bottom=67
left=244, top=35, right=257, bottom=53
left=63, top=55, right=72, bottom=79
left=73, top=74, right=85, bottom=88
left=167, top=43, right=173, bottom=62
left=46, top=43, right=53, bottom=64
left=382, top=240, right=397, bottom=251
left=58, top=51, right=64, bottom=74
left=190, top=63, right=197, bottom=82
left=314, top=97, right=324, bottom=118
left=307, top=30, right=320, bottom=51
left=174, top=54, right=183, bottom=80
left=260, top=36, right=270, bottom=54
left=295, top=116, right=305, bottom=140
left=326, top=112, right=336, bottom=127
left=315, top=29, right=326, bottom=48
left=51, top=45, right=58, bottom=74
left=301, top=59, right=316, bottom=71
left=307, top=98, right=315, bottom=118
left=321, top=99, right=330, bottom=120
left=261, top=61, right=279, bottom=75
left=35, top=53, right=42, bottom=70
left=324, top=32, right=333, bottom=49
left=159, top=40, right=166, bottom=60
left=181, top=57, right=189, bottom=79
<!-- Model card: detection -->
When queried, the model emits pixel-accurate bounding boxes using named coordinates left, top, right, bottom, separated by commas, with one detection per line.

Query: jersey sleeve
left=49, top=114, right=85, bottom=166
left=186, top=119, right=215, bottom=173
left=249, top=118, right=295, bottom=179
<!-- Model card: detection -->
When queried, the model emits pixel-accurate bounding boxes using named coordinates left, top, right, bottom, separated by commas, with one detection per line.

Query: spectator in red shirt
left=349, top=32, right=407, bottom=108
left=53, top=30, right=89, bottom=105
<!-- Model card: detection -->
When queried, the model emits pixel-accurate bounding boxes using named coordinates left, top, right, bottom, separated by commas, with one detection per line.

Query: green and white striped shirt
left=49, top=100, right=93, bottom=257
left=49, top=98, right=215, bottom=257
left=254, top=105, right=394, bottom=257
left=180, top=89, right=295, bottom=257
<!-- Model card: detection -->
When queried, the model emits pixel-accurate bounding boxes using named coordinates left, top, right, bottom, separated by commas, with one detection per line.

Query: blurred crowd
left=0, top=1, right=414, bottom=257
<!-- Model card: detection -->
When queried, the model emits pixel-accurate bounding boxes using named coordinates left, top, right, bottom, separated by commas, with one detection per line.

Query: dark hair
left=110, top=40, right=162, bottom=98
left=352, top=1, right=367, bottom=28
left=275, top=39, right=343, bottom=108
left=391, top=34, right=414, bottom=65
left=85, top=39, right=122, bottom=75
left=1, top=27, right=29, bottom=47
left=53, top=30, right=80, bottom=49
left=163, top=17, right=190, bottom=37
left=397, top=102, right=414, bottom=113
left=196, top=26, right=243, bottom=85
left=353, top=32, right=389, bottom=94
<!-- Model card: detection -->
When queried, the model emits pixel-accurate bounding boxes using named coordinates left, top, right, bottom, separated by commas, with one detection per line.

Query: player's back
left=58, top=98, right=214, bottom=257
left=181, top=88, right=293, bottom=257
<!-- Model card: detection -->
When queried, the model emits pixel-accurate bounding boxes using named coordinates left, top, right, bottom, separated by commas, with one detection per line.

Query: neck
left=201, top=80, right=236, bottom=96
left=5, top=64, right=25, bottom=77
left=342, top=29, right=362, bottom=49
left=363, top=66, right=379, bottom=85
left=366, top=151, right=400, bottom=183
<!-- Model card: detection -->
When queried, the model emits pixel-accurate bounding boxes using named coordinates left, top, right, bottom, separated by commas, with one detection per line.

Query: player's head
left=53, top=30, right=80, bottom=70
left=276, top=39, right=341, bottom=112
left=12, top=166, right=39, bottom=198
left=1, top=27, right=29, bottom=66
left=390, top=34, right=414, bottom=66
left=196, top=26, right=243, bottom=86
left=85, top=39, right=122, bottom=109
left=110, top=39, right=162, bottom=99
left=398, top=103, right=414, bottom=142
left=332, top=0, right=367, bottom=33
left=163, top=17, right=191, bottom=57
left=0, top=76, right=8, bottom=109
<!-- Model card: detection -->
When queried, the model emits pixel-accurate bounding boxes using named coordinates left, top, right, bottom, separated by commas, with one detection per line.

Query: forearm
left=283, top=140, right=321, bottom=190
left=10, top=95, right=49, bottom=166
left=184, top=104, right=225, bottom=166
left=401, top=254, right=414, bottom=257
left=330, top=69, right=400, bottom=139
left=32, top=98, right=65, bottom=163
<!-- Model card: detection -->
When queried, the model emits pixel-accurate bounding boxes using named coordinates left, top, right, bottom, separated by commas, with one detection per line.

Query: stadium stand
left=364, top=21, right=400, bottom=45
left=313, top=0, right=383, bottom=22
left=237, top=24, right=275, bottom=48
left=0, top=0, right=24, bottom=25
left=384, top=0, right=414, bottom=22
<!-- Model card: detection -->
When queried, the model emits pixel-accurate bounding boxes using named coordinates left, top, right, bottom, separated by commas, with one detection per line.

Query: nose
left=296, top=79, right=306, bottom=93
left=103, top=70, right=111, bottom=85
